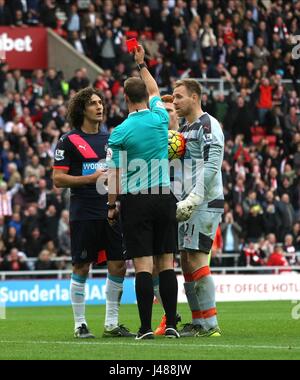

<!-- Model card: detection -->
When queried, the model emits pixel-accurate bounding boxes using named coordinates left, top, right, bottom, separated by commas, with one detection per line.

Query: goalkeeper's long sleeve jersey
left=177, top=112, right=224, bottom=212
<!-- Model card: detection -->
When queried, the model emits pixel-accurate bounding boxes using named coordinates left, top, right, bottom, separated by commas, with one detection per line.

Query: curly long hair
left=67, top=87, right=106, bottom=130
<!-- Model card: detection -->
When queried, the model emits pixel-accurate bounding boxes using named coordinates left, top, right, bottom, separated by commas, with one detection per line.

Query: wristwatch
left=107, top=202, right=117, bottom=210
left=137, top=62, right=147, bottom=71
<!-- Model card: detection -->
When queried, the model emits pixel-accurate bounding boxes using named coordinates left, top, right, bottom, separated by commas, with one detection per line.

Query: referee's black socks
left=135, top=272, right=154, bottom=333
left=159, top=269, right=178, bottom=328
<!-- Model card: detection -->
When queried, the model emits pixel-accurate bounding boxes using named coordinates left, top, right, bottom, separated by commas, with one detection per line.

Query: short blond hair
left=174, top=79, right=202, bottom=98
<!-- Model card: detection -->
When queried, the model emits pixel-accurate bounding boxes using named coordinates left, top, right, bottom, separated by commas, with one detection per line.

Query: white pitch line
left=0, top=340, right=299, bottom=351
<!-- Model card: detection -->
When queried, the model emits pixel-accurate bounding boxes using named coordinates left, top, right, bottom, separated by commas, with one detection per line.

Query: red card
left=126, top=38, right=138, bottom=53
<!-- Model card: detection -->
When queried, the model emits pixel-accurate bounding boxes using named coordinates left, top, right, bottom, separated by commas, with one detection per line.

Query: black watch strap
left=137, top=63, right=147, bottom=71
left=107, top=202, right=117, bottom=210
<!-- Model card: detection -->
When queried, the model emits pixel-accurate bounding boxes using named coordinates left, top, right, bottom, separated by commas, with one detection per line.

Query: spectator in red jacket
left=211, top=225, right=223, bottom=267
left=267, top=245, right=291, bottom=273
left=257, top=78, right=273, bottom=126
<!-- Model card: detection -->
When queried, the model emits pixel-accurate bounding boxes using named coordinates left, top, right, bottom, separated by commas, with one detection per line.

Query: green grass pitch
left=0, top=301, right=299, bottom=360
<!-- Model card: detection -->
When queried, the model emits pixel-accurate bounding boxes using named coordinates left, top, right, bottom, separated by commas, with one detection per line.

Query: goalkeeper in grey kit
left=173, top=79, right=224, bottom=337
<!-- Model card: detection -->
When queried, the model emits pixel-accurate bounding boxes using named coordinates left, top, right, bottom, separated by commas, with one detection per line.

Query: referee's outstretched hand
left=134, top=45, right=145, bottom=65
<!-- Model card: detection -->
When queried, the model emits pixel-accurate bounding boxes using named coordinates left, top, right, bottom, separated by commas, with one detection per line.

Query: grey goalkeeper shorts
left=178, top=209, right=222, bottom=253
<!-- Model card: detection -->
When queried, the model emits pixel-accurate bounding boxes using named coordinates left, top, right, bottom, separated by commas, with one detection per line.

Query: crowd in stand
left=1, top=0, right=300, bottom=272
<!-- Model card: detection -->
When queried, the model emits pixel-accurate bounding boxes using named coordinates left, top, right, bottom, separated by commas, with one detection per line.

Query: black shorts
left=70, top=220, right=125, bottom=264
left=121, top=192, right=177, bottom=259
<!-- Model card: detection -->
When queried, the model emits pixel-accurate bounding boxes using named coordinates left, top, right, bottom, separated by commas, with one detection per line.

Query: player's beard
left=187, top=104, right=195, bottom=117
left=176, top=106, right=188, bottom=118
left=178, top=104, right=193, bottom=119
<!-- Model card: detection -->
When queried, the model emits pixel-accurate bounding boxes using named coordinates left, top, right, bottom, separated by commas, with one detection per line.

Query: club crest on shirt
left=203, top=133, right=213, bottom=144
left=106, top=148, right=113, bottom=161
left=55, top=149, right=65, bottom=161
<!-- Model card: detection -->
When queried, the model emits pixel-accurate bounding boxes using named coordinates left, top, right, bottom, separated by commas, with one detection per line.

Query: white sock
left=70, top=274, right=87, bottom=330
left=105, top=276, right=124, bottom=329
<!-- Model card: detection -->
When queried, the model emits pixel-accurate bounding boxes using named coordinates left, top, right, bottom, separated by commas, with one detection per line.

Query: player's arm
left=52, top=136, right=106, bottom=188
left=134, top=45, right=160, bottom=100
left=108, top=168, right=121, bottom=203
left=202, top=146, right=222, bottom=190
left=134, top=45, right=169, bottom=126
left=107, top=167, right=122, bottom=225
left=176, top=130, right=222, bottom=222
left=176, top=129, right=204, bottom=221
left=106, top=127, right=124, bottom=222
left=53, top=168, right=106, bottom=188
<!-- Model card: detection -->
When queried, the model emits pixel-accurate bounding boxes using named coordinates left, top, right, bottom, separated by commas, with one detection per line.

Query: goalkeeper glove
left=176, top=193, right=203, bottom=222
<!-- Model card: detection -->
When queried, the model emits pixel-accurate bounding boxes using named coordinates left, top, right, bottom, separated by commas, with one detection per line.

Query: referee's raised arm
left=134, top=45, right=160, bottom=100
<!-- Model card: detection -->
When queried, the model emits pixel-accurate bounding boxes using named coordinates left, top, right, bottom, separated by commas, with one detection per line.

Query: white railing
left=196, top=78, right=300, bottom=94
left=0, top=269, right=109, bottom=280
left=25, top=257, right=72, bottom=263
left=22, top=252, right=300, bottom=263
left=1, top=252, right=299, bottom=279
left=166, top=78, right=300, bottom=96
left=0, top=266, right=300, bottom=280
